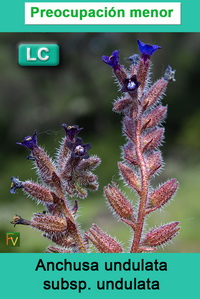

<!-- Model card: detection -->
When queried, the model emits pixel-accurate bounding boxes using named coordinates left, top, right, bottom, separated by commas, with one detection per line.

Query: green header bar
left=0, top=0, right=199, bottom=32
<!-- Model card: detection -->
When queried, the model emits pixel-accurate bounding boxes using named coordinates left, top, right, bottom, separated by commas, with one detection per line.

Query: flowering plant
left=11, top=40, right=180, bottom=253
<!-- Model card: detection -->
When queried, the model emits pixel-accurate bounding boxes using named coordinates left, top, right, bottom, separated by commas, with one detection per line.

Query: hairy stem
left=130, top=104, right=149, bottom=253
left=55, top=182, right=88, bottom=253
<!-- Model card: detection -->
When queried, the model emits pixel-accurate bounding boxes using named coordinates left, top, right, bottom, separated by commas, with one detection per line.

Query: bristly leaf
left=32, top=147, right=58, bottom=188
left=143, top=78, right=168, bottom=110
left=31, top=214, right=67, bottom=234
left=85, top=224, right=122, bottom=253
left=104, top=182, right=135, bottom=221
left=142, top=127, right=164, bottom=152
left=76, top=156, right=101, bottom=172
left=118, top=162, right=141, bottom=193
left=23, top=181, right=54, bottom=203
left=142, top=105, right=167, bottom=131
left=113, top=96, right=133, bottom=113
left=147, top=179, right=179, bottom=212
left=123, top=116, right=136, bottom=142
left=136, top=58, right=150, bottom=90
left=145, top=150, right=163, bottom=177
left=141, top=222, right=180, bottom=247
left=123, top=142, right=138, bottom=166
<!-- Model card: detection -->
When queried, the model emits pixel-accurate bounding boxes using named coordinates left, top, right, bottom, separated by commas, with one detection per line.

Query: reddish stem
left=130, top=108, right=149, bottom=253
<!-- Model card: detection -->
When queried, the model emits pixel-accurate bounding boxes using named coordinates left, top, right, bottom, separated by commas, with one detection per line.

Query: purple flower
left=137, top=40, right=161, bottom=61
left=10, top=177, right=24, bottom=194
left=16, top=131, right=38, bottom=150
left=68, top=137, right=92, bottom=159
left=62, top=124, right=83, bottom=141
left=122, top=75, right=140, bottom=93
left=101, top=50, right=120, bottom=69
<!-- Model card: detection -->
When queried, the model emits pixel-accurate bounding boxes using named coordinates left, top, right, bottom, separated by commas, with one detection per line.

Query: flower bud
left=145, top=150, right=162, bottom=177
left=114, top=65, right=128, bottom=86
left=123, top=142, right=138, bottom=166
left=104, top=182, right=134, bottom=220
left=142, top=222, right=180, bottom=247
left=148, top=179, right=179, bottom=209
left=142, top=105, right=167, bottom=130
left=136, top=58, right=150, bottom=90
left=57, top=137, right=71, bottom=173
left=118, top=162, right=141, bottom=193
left=113, top=96, right=133, bottom=113
left=142, top=127, right=164, bottom=152
left=32, top=146, right=57, bottom=187
left=123, top=116, right=136, bottom=142
left=85, top=224, right=122, bottom=253
left=23, top=181, right=54, bottom=203
left=31, top=214, right=67, bottom=234
left=76, top=156, right=101, bottom=172
left=143, top=78, right=168, bottom=110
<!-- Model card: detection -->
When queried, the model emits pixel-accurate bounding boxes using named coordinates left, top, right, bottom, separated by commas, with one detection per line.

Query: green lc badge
left=18, top=43, right=59, bottom=66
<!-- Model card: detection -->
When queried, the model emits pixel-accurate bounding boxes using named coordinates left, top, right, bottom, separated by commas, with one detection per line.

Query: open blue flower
left=101, top=50, right=120, bottom=69
left=62, top=124, right=83, bottom=141
left=137, top=40, right=161, bottom=61
left=122, top=75, right=140, bottom=93
left=68, top=137, right=92, bottom=159
left=16, top=130, right=38, bottom=150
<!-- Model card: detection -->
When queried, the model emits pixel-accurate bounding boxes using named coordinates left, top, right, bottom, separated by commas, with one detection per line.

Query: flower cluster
left=10, top=125, right=100, bottom=253
left=85, top=39, right=180, bottom=252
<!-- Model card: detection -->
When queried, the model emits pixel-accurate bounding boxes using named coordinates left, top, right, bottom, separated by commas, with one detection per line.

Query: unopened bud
left=113, top=97, right=133, bottom=113
left=142, top=127, right=164, bottom=152
left=114, top=65, right=128, bottom=86
left=31, top=214, right=67, bottom=234
left=118, top=162, right=141, bottom=193
left=32, top=146, right=57, bottom=187
left=123, top=142, right=138, bottom=166
left=148, top=179, right=179, bottom=209
left=137, top=58, right=150, bottom=90
left=123, top=116, right=136, bottom=142
left=85, top=224, right=122, bottom=253
left=142, top=222, right=180, bottom=247
left=76, top=156, right=101, bottom=172
left=23, top=181, right=53, bottom=203
left=104, top=182, right=134, bottom=220
left=143, top=78, right=168, bottom=110
left=145, top=150, right=162, bottom=177
left=142, top=105, right=167, bottom=130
